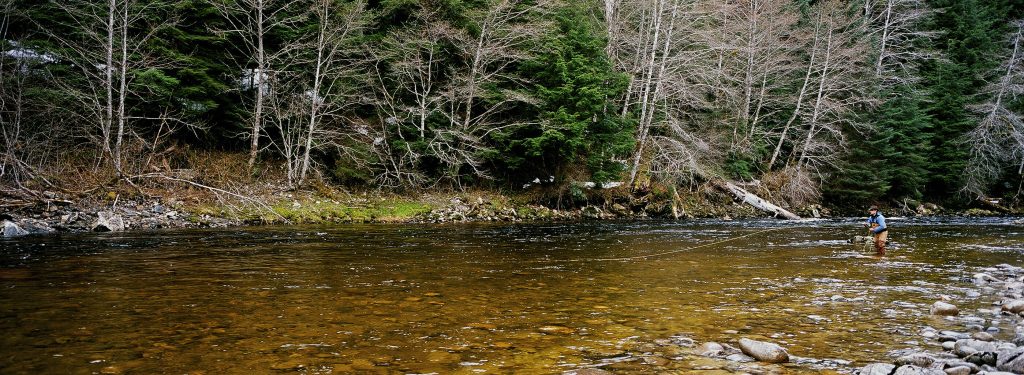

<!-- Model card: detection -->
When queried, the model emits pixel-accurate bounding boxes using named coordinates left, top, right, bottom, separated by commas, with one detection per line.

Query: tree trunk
left=767, top=11, right=822, bottom=169
left=104, top=0, right=115, bottom=163
left=796, top=13, right=834, bottom=171
left=248, top=0, right=265, bottom=169
left=114, top=0, right=128, bottom=173
left=719, top=181, right=802, bottom=219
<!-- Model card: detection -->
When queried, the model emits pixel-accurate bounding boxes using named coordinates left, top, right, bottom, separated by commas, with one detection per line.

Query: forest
left=3, top=0, right=1024, bottom=213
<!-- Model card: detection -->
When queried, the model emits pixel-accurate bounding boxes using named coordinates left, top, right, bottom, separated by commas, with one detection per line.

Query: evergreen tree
left=489, top=3, right=633, bottom=184
left=922, top=0, right=1009, bottom=199
left=876, top=87, right=932, bottom=200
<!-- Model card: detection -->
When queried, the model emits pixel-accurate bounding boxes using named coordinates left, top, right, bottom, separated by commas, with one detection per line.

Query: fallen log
left=975, top=197, right=1012, bottom=214
left=718, top=181, right=801, bottom=220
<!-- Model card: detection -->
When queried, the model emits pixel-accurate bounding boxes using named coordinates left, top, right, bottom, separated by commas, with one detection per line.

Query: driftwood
left=975, top=197, right=1012, bottom=213
left=719, top=181, right=801, bottom=220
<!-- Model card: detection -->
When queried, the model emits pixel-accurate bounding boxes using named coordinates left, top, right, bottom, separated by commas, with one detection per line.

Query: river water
left=1, top=218, right=1022, bottom=374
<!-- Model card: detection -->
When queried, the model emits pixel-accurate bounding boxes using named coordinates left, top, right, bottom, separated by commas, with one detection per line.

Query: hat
left=869, top=205, right=879, bottom=211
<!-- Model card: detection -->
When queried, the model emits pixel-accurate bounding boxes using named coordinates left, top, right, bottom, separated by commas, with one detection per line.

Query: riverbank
left=1, top=150, right=1020, bottom=237
left=2, top=182, right=1022, bottom=238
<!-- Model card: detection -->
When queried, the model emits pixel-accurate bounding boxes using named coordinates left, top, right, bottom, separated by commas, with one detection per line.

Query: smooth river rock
left=971, top=331, right=995, bottom=341
left=699, top=342, right=725, bottom=356
left=893, top=365, right=945, bottom=375
left=997, top=347, right=1024, bottom=373
left=1002, top=299, right=1024, bottom=314
left=942, top=366, right=971, bottom=375
left=931, top=301, right=959, bottom=316
left=860, top=363, right=896, bottom=375
left=737, top=338, right=789, bottom=363
left=953, top=339, right=997, bottom=357
left=896, top=353, right=936, bottom=367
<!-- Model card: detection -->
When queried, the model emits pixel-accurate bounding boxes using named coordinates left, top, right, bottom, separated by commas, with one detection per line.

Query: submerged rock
left=931, top=301, right=959, bottom=316
left=737, top=338, right=789, bottom=363
left=567, top=368, right=614, bottom=375
left=725, top=353, right=755, bottom=363
left=538, top=325, right=574, bottom=335
left=699, top=342, right=725, bottom=356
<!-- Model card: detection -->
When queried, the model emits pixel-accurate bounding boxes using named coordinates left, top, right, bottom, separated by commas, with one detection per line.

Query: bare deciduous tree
left=867, top=0, right=932, bottom=84
left=965, top=20, right=1024, bottom=197
left=432, top=0, right=550, bottom=186
left=272, top=0, right=365, bottom=186
left=791, top=1, right=872, bottom=176
left=212, top=0, right=300, bottom=169
left=719, top=0, right=800, bottom=152
left=43, top=0, right=176, bottom=173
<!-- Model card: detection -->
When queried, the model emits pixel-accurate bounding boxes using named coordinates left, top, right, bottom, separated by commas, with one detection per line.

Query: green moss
left=268, top=199, right=433, bottom=224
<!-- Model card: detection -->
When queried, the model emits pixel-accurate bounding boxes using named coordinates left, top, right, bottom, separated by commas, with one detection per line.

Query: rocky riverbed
left=561, top=263, right=1024, bottom=375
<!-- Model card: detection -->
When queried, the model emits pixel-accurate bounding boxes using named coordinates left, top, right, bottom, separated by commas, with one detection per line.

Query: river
left=1, top=218, right=1022, bottom=374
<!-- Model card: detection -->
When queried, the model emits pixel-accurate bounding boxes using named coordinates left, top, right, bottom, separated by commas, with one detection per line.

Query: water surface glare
left=2, top=218, right=1023, bottom=374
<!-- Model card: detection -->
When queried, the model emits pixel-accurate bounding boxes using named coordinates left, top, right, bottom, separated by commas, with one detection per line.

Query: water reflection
left=1, top=219, right=1022, bottom=374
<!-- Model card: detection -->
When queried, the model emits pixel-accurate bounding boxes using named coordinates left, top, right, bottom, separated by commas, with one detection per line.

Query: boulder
left=893, top=365, right=945, bottom=375
left=698, top=342, right=725, bottom=356
left=859, top=363, right=896, bottom=375
left=737, top=338, right=789, bottom=363
left=997, top=347, right=1024, bottom=373
left=2, top=220, right=28, bottom=237
left=91, top=211, right=125, bottom=232
left=931, top=301, right=959, bottom=316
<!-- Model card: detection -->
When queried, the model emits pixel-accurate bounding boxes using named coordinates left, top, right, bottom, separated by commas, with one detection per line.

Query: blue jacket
left=867, top=213, right=887, bottom=234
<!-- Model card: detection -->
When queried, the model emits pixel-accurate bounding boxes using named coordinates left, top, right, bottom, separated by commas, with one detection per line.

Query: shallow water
left=1, top=218, right=1023, bottom=374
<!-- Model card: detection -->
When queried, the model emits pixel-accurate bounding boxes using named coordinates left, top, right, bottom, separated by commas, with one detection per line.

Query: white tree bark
left=965, top=20, right=1024, bottom=196
left=721, top=181, right=801, bottom=219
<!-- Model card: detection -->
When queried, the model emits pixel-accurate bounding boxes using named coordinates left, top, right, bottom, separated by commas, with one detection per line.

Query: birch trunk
left=248, top=0, right=265, bottom=169
left=796, top=14, right=834, bottom=171
left=767, top=17, right=821, bottom=169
